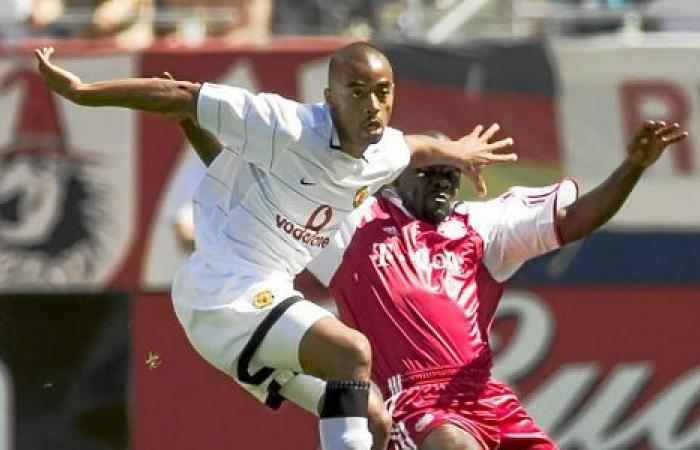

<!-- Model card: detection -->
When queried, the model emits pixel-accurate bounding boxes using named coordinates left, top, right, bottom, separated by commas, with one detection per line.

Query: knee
left=331, top=329, right=372, bottom=380
left=299, top=318, right=372, bottom=381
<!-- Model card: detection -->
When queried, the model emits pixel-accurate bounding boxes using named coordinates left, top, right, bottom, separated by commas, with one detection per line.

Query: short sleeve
left=197, top=83, right=302, bottom=171
left=463, top=179, right=579, bottom=282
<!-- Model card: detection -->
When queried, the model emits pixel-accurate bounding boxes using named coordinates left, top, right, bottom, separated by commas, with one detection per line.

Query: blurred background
left=1, top=1, right=699, bottom=449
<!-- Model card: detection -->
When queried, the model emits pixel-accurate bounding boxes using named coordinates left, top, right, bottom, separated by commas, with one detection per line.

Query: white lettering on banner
left=0, top=359, right=12, bottom=450
left=492, top=291, right=700, bottom=450
left=490, top=292, right=553, bottom=383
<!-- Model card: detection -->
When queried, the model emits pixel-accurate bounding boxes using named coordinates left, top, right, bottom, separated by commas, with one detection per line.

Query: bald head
left=328, top=42, right=393, bottom=85
left=324, top=42, right=395, bottom=158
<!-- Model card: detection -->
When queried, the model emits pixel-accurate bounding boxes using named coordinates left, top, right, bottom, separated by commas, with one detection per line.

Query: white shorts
left=173, top=292, right=332, bottom=410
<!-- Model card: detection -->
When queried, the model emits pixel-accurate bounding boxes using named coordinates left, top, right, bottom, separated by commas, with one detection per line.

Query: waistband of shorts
left=385, top=351, right=492, bottom=395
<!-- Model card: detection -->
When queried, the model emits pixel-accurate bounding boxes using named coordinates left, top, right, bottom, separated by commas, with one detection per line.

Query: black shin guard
left=320, top=380, right=370, bottom=418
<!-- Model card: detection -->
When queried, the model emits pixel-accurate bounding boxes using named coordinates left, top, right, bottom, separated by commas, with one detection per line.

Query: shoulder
left=456, top=179, right=578, bottom=213
left=453, top=179, right=579, bottom=239
left=497, top=179, right=579, bottom=213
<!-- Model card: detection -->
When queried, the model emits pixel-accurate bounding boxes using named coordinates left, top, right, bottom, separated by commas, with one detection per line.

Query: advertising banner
left=0, top=54, right=136, bottom=290
left=131, top=288, right=700, bottom=450
left=553, top=36, right=700, bottom=229
left=493, top=288, right=700, bottom=450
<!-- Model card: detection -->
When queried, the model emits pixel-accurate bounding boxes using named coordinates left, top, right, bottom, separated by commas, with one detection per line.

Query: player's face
left=326, top=54, right=394, bottom=153
left=396, top=165, right=461, bottom=224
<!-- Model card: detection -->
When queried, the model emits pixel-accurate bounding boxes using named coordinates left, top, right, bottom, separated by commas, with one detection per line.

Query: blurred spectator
left=314, top=0, right=386, bottom=37
left=91, top=0, right=155, bottom=48
left=271, top=0, right=319, bottom=35
left=0, top=0, right=66, bottom=41
left=273, top=0, right=390, bottom=38
left=0, top=0, right=155, bottom=47
left=645, top=0, right=700, bottom=32
left=1, top=0, right=37, bottom=40
left=157, top=0, right=271, bottom=45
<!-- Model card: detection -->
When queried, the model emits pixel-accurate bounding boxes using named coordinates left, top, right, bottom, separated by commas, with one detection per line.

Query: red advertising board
left=131, top=288, right=700, bottom=450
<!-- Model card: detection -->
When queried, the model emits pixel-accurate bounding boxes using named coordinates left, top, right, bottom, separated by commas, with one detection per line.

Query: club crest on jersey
left=382, top=226, right=398, bottom=236
left=252, top=290, right=275, bottom=309
left=353, top=186, right=370, bottom=208
left=437, top=219, right=467, bottom=239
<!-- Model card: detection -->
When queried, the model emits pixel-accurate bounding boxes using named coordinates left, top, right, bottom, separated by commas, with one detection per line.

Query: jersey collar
left=329, top=124, right=341, bottom=150
left=379, top=186, right=414, bottom=218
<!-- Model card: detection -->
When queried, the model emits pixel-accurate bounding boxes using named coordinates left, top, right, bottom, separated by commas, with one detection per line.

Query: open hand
left=627, top=120, right=688, bottom=169
left=34, top=46, right=83, bottom=100
left=458, top=123, right=517, bottom=197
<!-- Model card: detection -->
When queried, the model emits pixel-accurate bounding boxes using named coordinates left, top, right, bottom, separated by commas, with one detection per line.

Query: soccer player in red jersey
left=298, top=122, right=687, bottom=449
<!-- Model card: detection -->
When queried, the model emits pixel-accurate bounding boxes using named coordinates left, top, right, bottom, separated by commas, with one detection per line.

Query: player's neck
left=340, top=143, right=366, bottom=159
left=336, top=132, right=366, bottom=159
left=331, top=119, right=367, bottom=159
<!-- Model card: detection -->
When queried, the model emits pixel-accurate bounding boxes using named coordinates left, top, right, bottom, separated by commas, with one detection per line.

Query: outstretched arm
left=406, top=123, right=517, bottom=197
left=35, top=47, right=199, bottom=122
left=557, top=120, right=688, bottom=244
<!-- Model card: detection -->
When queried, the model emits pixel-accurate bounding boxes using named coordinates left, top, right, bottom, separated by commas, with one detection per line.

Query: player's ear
left=324, top=87, right=332, bottom=105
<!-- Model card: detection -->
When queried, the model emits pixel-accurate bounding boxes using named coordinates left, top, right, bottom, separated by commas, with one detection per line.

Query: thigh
left=254, top=298, right=333, bottom=372
left=420, top=424, right=484, bottom=450
left=388, top=389, right=490, bottom=450
left=482, top=380, right=557, bottom=450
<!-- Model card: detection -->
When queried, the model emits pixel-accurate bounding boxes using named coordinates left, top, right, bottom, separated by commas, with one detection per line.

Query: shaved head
left=328, top=42, right=393, bottom=84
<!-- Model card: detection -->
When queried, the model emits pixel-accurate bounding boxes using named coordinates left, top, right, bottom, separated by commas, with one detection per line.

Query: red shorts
left=386, top=370, right=556, bottom=450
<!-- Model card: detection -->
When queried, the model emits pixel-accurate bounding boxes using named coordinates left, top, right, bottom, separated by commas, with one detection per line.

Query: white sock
left=319, top=417, right=372, bottom=450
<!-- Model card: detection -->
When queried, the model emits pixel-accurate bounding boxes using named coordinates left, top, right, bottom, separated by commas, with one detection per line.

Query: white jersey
left=172, top=83, right=411, bottom=309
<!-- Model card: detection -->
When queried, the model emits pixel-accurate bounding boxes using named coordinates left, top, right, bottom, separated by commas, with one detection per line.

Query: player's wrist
left=623, top=155, right=649, bottom=172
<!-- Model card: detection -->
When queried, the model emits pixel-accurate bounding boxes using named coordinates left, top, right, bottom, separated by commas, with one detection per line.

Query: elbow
left=176, top=81, right=201, bottom=122
left=556, top=209, right=599, bottom=245
left=69, top=84, right=92, bottom=106
left=557, top=226, right=587, bottom=245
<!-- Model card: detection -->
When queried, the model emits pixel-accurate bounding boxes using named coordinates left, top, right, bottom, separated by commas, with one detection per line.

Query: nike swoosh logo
left=300, top=178, right=316, bottom=186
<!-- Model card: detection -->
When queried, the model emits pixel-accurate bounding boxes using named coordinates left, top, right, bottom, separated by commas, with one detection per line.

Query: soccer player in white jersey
left=297, top=122, right=688, bottom=449
left=35, top=42, right=518, bottom=449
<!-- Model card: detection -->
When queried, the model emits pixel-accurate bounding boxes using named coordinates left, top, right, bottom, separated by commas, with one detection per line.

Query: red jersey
left=308, top=181, right=577, bottom=395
